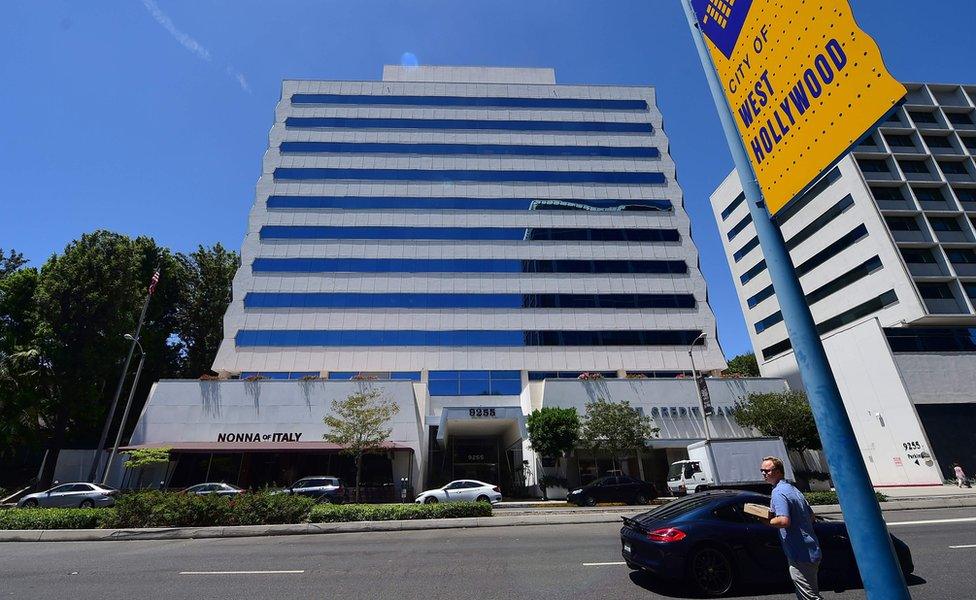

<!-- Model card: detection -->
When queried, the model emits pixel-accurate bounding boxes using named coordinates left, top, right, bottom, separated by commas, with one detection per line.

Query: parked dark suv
left=278, top=476, right=345, bottom=503
left=566, top=476, right=657, bottom=506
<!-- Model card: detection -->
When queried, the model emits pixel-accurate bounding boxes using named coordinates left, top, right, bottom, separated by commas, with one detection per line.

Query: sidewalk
left=3, top=493, right=975, bottom=543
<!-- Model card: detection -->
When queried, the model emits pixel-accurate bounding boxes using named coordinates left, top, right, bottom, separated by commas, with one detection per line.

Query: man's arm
left=769, top=490, right=791, bottom=529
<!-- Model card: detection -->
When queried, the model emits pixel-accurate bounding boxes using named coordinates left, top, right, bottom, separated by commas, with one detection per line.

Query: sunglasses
left=760, top=468, right=775, bottom=474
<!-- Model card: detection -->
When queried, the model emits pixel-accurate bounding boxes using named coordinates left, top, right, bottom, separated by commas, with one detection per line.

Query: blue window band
left=740, top=259, right=768, bottom=285
left=284, top=116, right=653, bottom=134
left=239, top=371, right=319, bottom=380
left=327, top=372, right=421, bottom=381
left=243, top=292, right=696, bottom=310
left=428, top=370, right=523, bottom=396
left=251, top=257, right=688, bottom=275
left=235, top=329, right=706, bottom=348
left=266, top=196, right=673, bottom=213
left=279, top=141, right=659, bottom=159
left=273, top=167, right=666, bottom=185
left=732, top=236, right=760, bottom=263
left=528, top=371, right=620, bottom=380
left=720, top=192, right=745, bottom=221
left=290, top=93, right=648, bottom=111
left=885, top=327, right=976, bottom=353
left=259, top=226, right=680, bottom=243
left=746, top=285, right=776, bottom=309
left=727, top=213, right=753, bottom=241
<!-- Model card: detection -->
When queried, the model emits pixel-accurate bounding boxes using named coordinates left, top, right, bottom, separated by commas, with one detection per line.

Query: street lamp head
left=124, top=333, right=136, bottom=341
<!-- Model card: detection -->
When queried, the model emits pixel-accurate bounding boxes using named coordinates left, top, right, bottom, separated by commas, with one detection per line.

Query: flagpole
left=679, top=2, right=910, bottom=598
left=87, top=267, right=159, bottom=483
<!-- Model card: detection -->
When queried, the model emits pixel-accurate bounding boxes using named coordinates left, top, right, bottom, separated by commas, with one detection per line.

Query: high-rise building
left=117, top=67, right=790, bottom=496
left=711, top=82, right=976, bottom=485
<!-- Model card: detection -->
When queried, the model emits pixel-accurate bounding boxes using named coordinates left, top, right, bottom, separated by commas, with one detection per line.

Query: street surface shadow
left=628, top=570, right=926, bottom=598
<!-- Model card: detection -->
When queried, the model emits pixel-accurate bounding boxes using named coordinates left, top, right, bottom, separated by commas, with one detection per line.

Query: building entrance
left=452, top=438, right=501, bottom=484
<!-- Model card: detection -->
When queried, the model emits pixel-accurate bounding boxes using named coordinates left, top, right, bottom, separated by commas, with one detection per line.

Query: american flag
left=148, top=269, right=160, bottom=295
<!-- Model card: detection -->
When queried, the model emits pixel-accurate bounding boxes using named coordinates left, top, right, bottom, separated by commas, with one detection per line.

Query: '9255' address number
left=469, top=408, right=497, bottom=417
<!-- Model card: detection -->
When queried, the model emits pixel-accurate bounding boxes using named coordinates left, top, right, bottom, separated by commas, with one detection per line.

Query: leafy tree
left=732, top=390, right=822, bottom=452
left=724, top=352, right=760, bottom=377
left=0, top=248, right=27, bottom=280
left=526, top=407, right=580, bottom=459
left=172, top=244, right=239, bottom=377
left=580, top=399, right=658, bottom=472
left=123, top=447, right=171, bottom=469
left=526, top=407, right=580, bottom=499
left=323, top=388, right=400, bottom=502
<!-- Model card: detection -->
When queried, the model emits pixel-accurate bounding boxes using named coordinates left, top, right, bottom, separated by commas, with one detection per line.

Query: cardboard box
left=744, top=502, right=772, bottom=520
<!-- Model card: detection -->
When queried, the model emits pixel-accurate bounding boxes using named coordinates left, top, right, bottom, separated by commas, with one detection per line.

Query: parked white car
left=17, top=483, right=118, bottom=508
left=415, top=480, right=502, bottom=504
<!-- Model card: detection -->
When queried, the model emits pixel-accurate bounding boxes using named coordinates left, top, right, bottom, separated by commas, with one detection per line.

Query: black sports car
left=567, top=476, right=658, bottom=506
left=620, top=489, right=913, bottom=597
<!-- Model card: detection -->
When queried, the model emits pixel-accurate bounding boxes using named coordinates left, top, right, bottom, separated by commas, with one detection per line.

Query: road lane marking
left=949, top=544, right=976, bottom=549
left=582, top=561, right=627, bottom=566
left=179, top=570, right=305, bottom=575
left=886, top=517, right=976, bottom=527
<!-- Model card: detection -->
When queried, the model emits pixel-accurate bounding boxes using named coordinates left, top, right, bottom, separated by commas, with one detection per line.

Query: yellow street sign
left=690, top=0, right=906, bottom=214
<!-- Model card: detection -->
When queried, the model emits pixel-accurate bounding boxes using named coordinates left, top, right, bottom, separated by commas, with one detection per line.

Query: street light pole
left=688, top=332, right=711, bottom=442
left=102, top=334, right=146, bottom=486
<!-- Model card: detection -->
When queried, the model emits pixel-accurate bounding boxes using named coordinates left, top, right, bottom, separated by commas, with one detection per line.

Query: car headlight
left=570, top=489, right=582, bottom=494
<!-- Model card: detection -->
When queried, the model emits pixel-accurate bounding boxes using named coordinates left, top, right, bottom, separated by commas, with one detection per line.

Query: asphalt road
left=2, top=506, right=974, bottom=600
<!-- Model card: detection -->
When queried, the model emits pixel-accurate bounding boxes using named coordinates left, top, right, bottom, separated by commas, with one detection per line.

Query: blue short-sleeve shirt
left=770, top=479, right=822, bottom=564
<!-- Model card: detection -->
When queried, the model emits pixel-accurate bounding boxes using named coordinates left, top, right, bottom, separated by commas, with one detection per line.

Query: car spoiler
left=621, top=516, right=649, bottom=533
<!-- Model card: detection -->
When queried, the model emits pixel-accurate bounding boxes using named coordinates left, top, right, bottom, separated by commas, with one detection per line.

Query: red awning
left=120, top=441, right=413, bottom=453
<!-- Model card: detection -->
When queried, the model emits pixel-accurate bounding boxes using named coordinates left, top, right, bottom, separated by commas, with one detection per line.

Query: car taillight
left=647, top=527, right=686, bottom=543
left=492, top=486, right=500, bottom=493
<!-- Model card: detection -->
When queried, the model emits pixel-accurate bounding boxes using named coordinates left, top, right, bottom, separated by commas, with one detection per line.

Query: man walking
left=762, top=456, right=823, bottom=600
left=953, top=462, right=967, bottom=488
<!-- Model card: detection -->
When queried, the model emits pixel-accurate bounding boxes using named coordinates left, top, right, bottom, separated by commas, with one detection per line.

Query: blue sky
left=2, top=1, right=972, bottom=358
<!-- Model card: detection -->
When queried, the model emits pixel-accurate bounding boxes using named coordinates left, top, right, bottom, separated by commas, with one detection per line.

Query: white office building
left=117, top=66, right=790, bottom=497
left=710, top=82, right=976, bottom=487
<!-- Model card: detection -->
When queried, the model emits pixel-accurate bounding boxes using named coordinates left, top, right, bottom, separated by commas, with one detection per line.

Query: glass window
left=946, top=249, right=976, bottom=264
left=720, top=192, right=745, bottom=221
left=885, top=327, right=976, bottom=352
left=235, top=329, right=704, bottom=348
left=961, top=137, right=976, bottom=152
left=871, top=187, right=904, bottom=201
left=900, top=248, right=937, bottom=264
left=732, top=236, right=760, bottom=263
left=794, top=225, right=869, bottom=277
left=251, top=257, right=687, bottom=275
left=774, top=168, right=842, bottom=225
left=938, top=161, right=969, bottom=175
left=885, top=217, right=920, bottom=231
left=923, top=136, right=953, bottom=148
left=899, top=160, right=930, bottom=174
left=285, top=116, right=654, bottom=134
left=954, top=188, right=976, bottom=203
left=857, top=159, right=890, bottom=173
left=726, top=213, right=753, bottom=241
left=805, top=256, right=884, bottom=305
left=908, top=111, right=938, bottom=124
left=290, top=93, right=648, bottom=111
left=754, top=311, right=784, bottom=334
left=267, top=196, right=673, bottom=212
left=929, top=217, right=962, bottom=232
left=885, top=134, right=915, bottom=148
left=946, top=112, right=974, bottom=127
left=259, top=226, right=680, bottom=243
left=913, top=187, right=945, bottom=203
left=784, top=195, right=855, bottom=251
left=279, top=141, right=659, bottom=159
left=739, top=259, right=768, bottom=285
left=746, top=285, right=775, bottom=309
left=918, top=283, right=955, bottom=300
left=274, top=167, right=666, bottom=185
left=964, top=283, right=976, bottom=300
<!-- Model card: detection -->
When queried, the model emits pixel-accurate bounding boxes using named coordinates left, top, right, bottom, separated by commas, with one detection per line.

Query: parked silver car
left=17, top=483, right=118, bottom=508
left=182, top=482, right=244, bottom=496
left=415, top=480, right=502, bottom=504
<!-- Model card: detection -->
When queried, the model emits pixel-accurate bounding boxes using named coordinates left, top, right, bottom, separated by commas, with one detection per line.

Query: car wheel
left=23, top=498, right=38, bottom=508
left=688, top=546, right=734, bottom=597
left=584, top=496, right=597, bottom=507
left=317, top=496, right=333, bottom=504
left=79, top=499, right=95, bottom=508
left=475, top=495, right=490, bottom=503
left=424, top=496, right=438, bottom=504
left=635, top=493, right=649, bottom=505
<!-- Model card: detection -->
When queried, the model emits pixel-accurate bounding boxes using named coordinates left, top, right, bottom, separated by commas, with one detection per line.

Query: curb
left=3, top=496, right=975, bottom=543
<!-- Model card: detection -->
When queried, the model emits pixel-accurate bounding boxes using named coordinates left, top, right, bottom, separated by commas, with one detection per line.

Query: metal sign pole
left=679, top=1, right=910, bottom=598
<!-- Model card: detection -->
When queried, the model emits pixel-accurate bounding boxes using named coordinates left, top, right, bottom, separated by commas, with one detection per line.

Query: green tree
left=723, top=352, right=760, bottom=377
left=173, top=244, right=239, bottom=377
left=323, top=388, right=400, bottom=502
left=580, top=399, right=658, bottom=472
left=526, top=407, right=580, bottom=459
left=732, top=390, right=822, bottom=452
left=0, top=249, right=27, bottom=279
left=26, top=231, right=182, bottom=485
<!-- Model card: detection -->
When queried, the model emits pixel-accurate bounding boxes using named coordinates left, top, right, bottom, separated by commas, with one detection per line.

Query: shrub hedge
left=110, top=491, right=316, bottom=528
left=0, top=508, right=112, bottom=530
left=804, top=490, right=888, bottom=506
left=310, top=501, right=492, bottom=523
